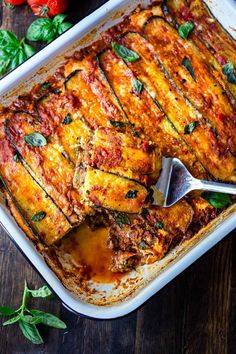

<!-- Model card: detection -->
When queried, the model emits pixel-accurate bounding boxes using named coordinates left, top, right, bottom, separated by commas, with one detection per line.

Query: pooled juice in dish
left=62, top=223, right=123, bottom=283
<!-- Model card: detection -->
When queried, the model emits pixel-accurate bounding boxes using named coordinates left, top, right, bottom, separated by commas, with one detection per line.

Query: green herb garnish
left=222, top=62, right=236, bottom=84
left=178, top=21, right=194, bottom=40
left=182, top=57, right=196, bottom=80
left=132, top=78, right=143, bottom=94
left=31, top=211, right=46, bottom=222
left=155, top=221, right=164, bottom=229
left=184, top=121, right=198, bottom=134
left=13, top=153, right=19, bottom=162
left=109, top=120, right=126, bottom=129
left=125, top=190, right=138, bottom=199
left=24, top=132, right=47, bottom=147
left=201, top=192, right=231, bottom=209
left=111, top=42, right=139, bottom=63
left=26, top=14, right=73, bottom=44
left=110, top=211, right=131, bottom=228
left=0, top=282, right=66, bottom=345
left=62, top=113, right=73, bottom=125
left=0, top=30, right=36, bottom=76
left=40, top=82, right=51, bottom=91
left=139, top=240, right=148, bottom=250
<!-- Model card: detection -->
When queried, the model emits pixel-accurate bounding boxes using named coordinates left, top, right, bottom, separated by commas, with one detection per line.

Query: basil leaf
left=52, top=14, right=68, bottom=27
left=0, top=29, right=19, bottom=48
left=201, top=192, right=231, bottom=209
left=109, top=120, right=126, bottom=129
left=10, top=49, right=26, bottom=70
left=3, top=315, right=21, bottom=326
left=0, top=52, right=10, bottom=75
left=125, top=190, right=138, bottom=199
left=20, top=315, right=40, bottom=325
left=112, top=42, right=139, bottom=62
left=22, top=42, right=36, bottom=59
left=139, top=240, right=148, bottom=250
left=182, top=57, right=196, bottom=80
left=30, top=310, right=67, bottom=329
left=155, top=221, right=164, bottom=229
left=184, top=121, right=198, bottom=134
left=31, top=211, right=46, bottom=222
left=110, top=211, right=130, bottom=228
left=62, top=113, right=72, bottom=125
left=13, top=153, right=19, bottom=162
left=0, top=306, right=16, bottom=316
left=41, top=82, right=51, bottom=90
left=26, top=18, right=55, bottom=41
left=178, top=21, right=194, bottom=40
left=133, top=78, right=143, bottom=94
left=28, top=285, right=52, bottom=298
left=58, top=22, right=73, bottom=35
left=19, top=320, right=44, bottom=345
left=24, top=132, right=47, bottom=147
left=222, top=62, right=236, bottom=84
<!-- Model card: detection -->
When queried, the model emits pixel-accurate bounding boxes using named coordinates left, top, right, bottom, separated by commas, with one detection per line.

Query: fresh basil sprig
left=132, top=78, right=143, bottom=94
left=31, top=211, right=46, bottom=222
left=0, top=30, right=36, bottom=76
left=112, top=42, right=139, bottom=62
left=184, top=121, right=198, bottom=134
left=125, top=190, right=138, bottom=199
left=24, top=132, right=47, bottom=147
left=26, top=14, right=73, bottom=44
left=0, top=282, right=66, bottom=345
left=222, top=62, right=236, bottom=85
left=201, top=192, right=231, bottom=209
left=182, top=57, right=196, bottom=80
left=178, top=21, right=194, bottom=40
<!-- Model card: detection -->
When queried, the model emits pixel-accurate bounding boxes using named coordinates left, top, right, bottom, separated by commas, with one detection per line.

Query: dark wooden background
left=0, top=1, right=236, bottom=353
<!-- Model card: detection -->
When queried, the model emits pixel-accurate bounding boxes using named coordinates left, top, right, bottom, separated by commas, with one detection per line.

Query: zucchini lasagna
left=0, top=0, right=236, bottom=297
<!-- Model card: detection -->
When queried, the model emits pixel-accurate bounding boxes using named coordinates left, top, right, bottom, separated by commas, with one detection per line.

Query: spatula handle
left=197, top=180, right=236, bottom=195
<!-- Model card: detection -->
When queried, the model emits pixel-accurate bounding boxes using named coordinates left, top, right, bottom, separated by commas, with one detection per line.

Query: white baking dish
left=0, top=0, right=236, bottom=319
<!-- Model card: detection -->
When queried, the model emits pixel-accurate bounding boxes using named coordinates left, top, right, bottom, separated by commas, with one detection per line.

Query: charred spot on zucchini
left=178, top=21, right=194, bottom=40
left=110, top=211, right=130, bottom=227
left=125, top=190, right=138, bottom=199
left=62, top=113, right=72, bottom=125
left=24, top=132, right=47, bottom=147
left=182, top=57, right=196, bottom=80
left=31, top=211, right=46, bottom=222
left=184, top=121, right=198, bottom=134
left=111, top=42, right=139, bottom=63
left=201, top=192, right=231, bottom=209
left=64, top=70, right=79, bottom=88
left=132, top=78, right=143, bottom=94
left=222, top=62, right=236, bottom=85
left=109, top=120, right=126, bottom=129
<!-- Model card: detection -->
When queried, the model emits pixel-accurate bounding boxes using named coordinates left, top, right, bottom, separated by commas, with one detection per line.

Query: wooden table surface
left=0, top=1, right=236, bottom=353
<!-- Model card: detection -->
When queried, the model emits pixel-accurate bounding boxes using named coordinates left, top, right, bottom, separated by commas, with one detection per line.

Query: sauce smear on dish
left=63, top=223, right=123, bottom=283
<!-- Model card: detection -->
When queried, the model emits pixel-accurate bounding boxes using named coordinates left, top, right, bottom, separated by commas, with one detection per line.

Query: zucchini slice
left=75, top=166, right=149, bottom=214
left=166, top=0, right=236, bottom=68
left=63, top=57, right=129, bottom=129
left=55, top=113, right=92, bottom=164
left=84, top=127, right=161, bottom=185
left=164, top=0, right=236, bottom=99
left=142, top=17, right=236, bottom=155
left=5, top=112, right=88, bottom=224
left=0, top=137, right=72, bottom=246
left=98, top=48, right=207, bottom=180
left=118, top=32, right=236, bottom=182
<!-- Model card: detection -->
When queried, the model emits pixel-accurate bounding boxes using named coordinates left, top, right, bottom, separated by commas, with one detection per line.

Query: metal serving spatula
left=151, top=158, right=236, bottom=207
